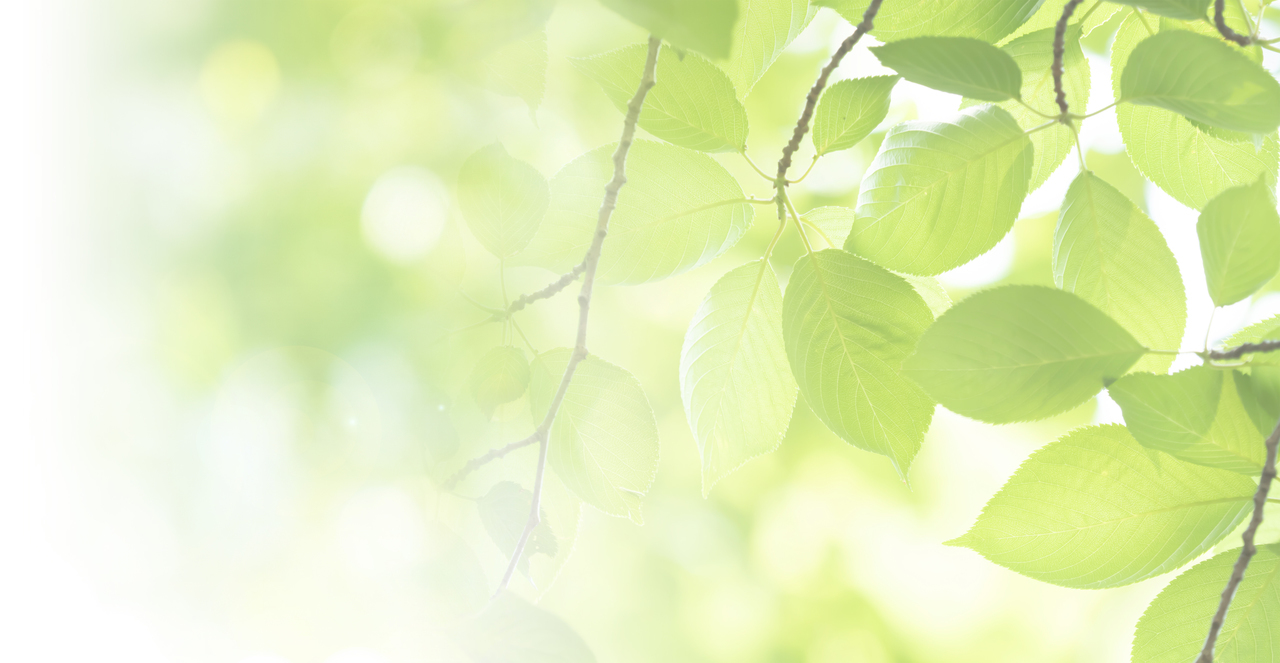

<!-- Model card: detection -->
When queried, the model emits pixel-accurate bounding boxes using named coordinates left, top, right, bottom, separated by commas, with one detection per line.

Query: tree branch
left=442, top=434, right=539, bottom=490
left=1214, top=0, right=1252, bottom=46
left=1053, top=0, right=1086, bottom=116
left=1209, top=340, right=1280, bottom=361
left=496, top=263, right=586, bottom=320
left=1196, top=417, right=1280, bottom=663
left=491, top=35, right=662, bottom=596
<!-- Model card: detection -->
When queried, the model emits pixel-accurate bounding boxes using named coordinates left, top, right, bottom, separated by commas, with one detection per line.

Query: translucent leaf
left=1109, top=367, right=1266, bottom=473
left=801, top=206, right=855, bottom=246
left=680, top=260, right=797, bottom=495
left=1055, top=172, right=1185, bottom=374
left=720, top=0, right=815, bottom=98
left=599, top=0, right=738, bottom=59
left=817, top=0, right=1044, bottom=43
left=781, top=249, right=936, bottom=478
left=903, top=285, right=1147, bottom=423
left=899, top=272, right=952, bottom=318
left=476, top=481, right=557, bottom=575
left=1111, top=14, right=1279, bottom=209
left=1242, top=366, right=1280, bottom=433
left=1120, top=31, right=1280, bottom=134
left=458, top=143, right=549, bottom=259
left=1133, top=545, right=1280, bottom=663
left=1225, top=316, right=1280, bottom=367
left=469, top=346, right=531, bottom=416
left=871, top=37, right=1022, bottom=101
left=963, top=25, right=1090, bottom=193
left=1199, top=178, right=1280, bottom=307
left=530, top=350, right=659, bottom=523
left=478, top=28, right=547, bottom=112
left=998, top=0, right=1123, bottom=45
left=519, top=140, right=753, bottom=284
left=457, top=593, right=596, bottom=663
left=811, top=76, right=898, bottom=156
left=846, top=104, right=1032, bottom=275
left=949, top=424, right=1256, bottom=588
left=1106, top=0, right=1210, bottom=20
left=574, top=44, right=748, bottom=152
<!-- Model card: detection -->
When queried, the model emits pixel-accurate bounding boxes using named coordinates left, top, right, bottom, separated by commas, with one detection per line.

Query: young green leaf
left=1225, top=315, right=1280, bottom=367
left=530, top=350, right=659, bottom=523
left=519, top=140, right=753, bottom=284
left=817, top=0, right=1043, bottom=43
left=1198, top=178, right=1280, bottom=307
left=1105, top=0, right=1210, bottom=20
left=599, top=0, right=738, bottom=59
left=846, top=104, right=1033, bottom=275
left=949, top=425, right=1256, bottom=588
left=457, top=144, right=549, bottom=259
left=456, top=593, right=596, bottom=663
left=871, top=37, right=1022, bottom=101
left=720, top=0, right=815, bottom=98
left=998, top=0, right=1122, bottom=45
left=1120, top=31, right=1280, bottom=134
left=801, top=206, right=855, bottom=247
left=681, top=260, right=797, bottom=495
left=1109, top=367, right=1266, bottom=473
left=476, top=481, right=557, bottom=575
left=1242, top=366, right=1280, bottom=434
left=811, top=76, right=898, bottom=156
left=903, top=286, right=1147, bottom=423
left=1133, top=545, right=1280, bottom=663
left=574, top=44, right=748, bottom=152
left=469, top=346, right=532, bottom=416
left=781, top=249, right=935, bottom=479
left=1111, top=14, right=1279, bottom=210
left=1055, top=172, right=1185, bottom=374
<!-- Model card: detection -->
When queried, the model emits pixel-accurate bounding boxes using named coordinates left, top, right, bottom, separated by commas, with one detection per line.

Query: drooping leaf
left=1055, top=171, right=1185, bottom=374
left=720, top=0, right=815, bottom=98
left=801, top=206, right=856, bottom=247
left=456, top=593, right=596, bottom=663
left=811, top=76, right=898, bottom=156
left=1133, top=545, right=1280, bottom=663
left=1198, top=178, right=1280, bottom=307
left=575, top=44, right=748, bottom=152
left=1109, top=366, right=1266, bottom=473
left=519, top=140, right=753, bottom=284
left=681, top=260, right=796, bottom=495
left=962, top=25, right=1090, bottom=193
left=1105, top=0, right=1210, bottom=20
left=599, top=0, right=738, bottom=59
left=1111, top=14, right=1279, bottom=210
left=816, top=0, right=1044, bottom=43
left=476, top=481, right=557, bottom=575
left=530, top=350, right=659, bottom=523
left=871, top=37, right=1022, bottom=101
left=949, top=424, right=1256, bottom=588
left=1225, top=316, right=1280, bottom=367
left=469, top=346, right=532, bottom=416
left=903, top=285, right=1147, bottom=423
left=1120, top=31, right=1280, bottom=134
left=478, top=28, right=547, bottom=112
left=457, top=143, right=549, bottom=259
left=781, top=249, right=935, bottom=478
left=846, top=104, right=1032, bottom=275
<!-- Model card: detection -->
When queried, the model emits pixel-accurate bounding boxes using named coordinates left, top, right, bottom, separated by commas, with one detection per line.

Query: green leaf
left=1109, top=367, right=1266, bottom=473
left=1225, top=316, right=1280, bottom=367
left=599, top=0, right=738, bottom=59
left=720, top=0, right=815, bottom=98
left=1105, top=0, right=1209, bottom=19
left=871, top=37, right=1021, bottom=101
left=781, top=249, right=935, bottom=478
left=519, top=140, right=753, bottom=284
left=1120, top=30, right=1280, bottom=134
left=530, top=350, right=659, bottom=523
left=949, top=424, right=1256, bottom=588
left=899, top=272, right=952, bottom=318
left=476, top=481, right=557, bottom=575
left=1055, top=172, right=1186, bottom=374
left=457, top=143, right=549, bottom=259
left=1133, top=545, right=1280, bottom=663
left=477, top=28, right=547, bottom=112
left=574, top=44, right=748, bottom=152
left=1199, top=178, right=1280, bottom=307
left=1242, top=366, right=1280, bottom=434
left=962, top=25, right=1090, bottom=193
left=846, top=104, right=1031, bottom=275
left=469, top=346, right=532, bottom=416
left=681, top=260, right=797, bottom=495
left=811, top=76, right=898, bottom=156
left=1111, top=14, right=1279, bottom=210
left=998, top=0, right=1122, bottom=45
left=903, top=285, right=1147, bottom=423
left=457, top=593, right=596, bottom=663
left=817, top=0, right=1044, bottom=43
left=801, top=206, right=855, bottom=247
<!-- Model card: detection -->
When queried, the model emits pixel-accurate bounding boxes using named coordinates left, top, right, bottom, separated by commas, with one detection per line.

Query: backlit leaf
left=457, top=593, right=596, bottom=663
left=1198, top=178, right=1280, bottom=307
left=476, top=481, right=557, bottom=575
left=720, top=0, right=815, bottom=97
left=1106, top=0, right=1210, bottom=20
left=872, top=37, right=1021, bottom=101
left=458, top=143, right=549, bottom=259
left=817, top=0, right=1044, bottom=43
left=469, top=346, right=532, bottom=416
left=1224, top=315, right=1280, bottom=367
left=811, top=76, right=898, bottom=155
left=599, top=0, right=738, bottom=59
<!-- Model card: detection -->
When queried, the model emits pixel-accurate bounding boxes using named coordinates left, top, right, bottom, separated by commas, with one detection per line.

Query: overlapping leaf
left=949, top=425, right=1256, bottom=588
left=1107, top=0, right=1210, bottom=20
left=476, top=481, right=557, bottom=575
left=457, top=593, right=596, bottom=663
left=999, top=0, right=1122, bottom=45
left=457, top=143, right=549, bottom=258
left=599, top=0, right=738, bottom=58
left=811, top=76, right=898, bottom=156
left=1225, top=316, right=1280, bottom=367
left=1198, top=178, right=1280, bottom=307
left=872, top=37, right=1021, bottom=101
left=904, top=286, right=1147, bottom=423
left=720, top=0, right=815, bottom=98
left=817, top=0, right=1044, bottom=43
left=469, top=346, right=531, bottom=416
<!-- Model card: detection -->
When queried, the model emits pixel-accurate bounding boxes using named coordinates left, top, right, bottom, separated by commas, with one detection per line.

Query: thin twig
left=443, top=434, right=540, bottom=489
left=1209, top=340, right=1280, bottom=361
left=498, top=263, right=586, bottom=319
left=493, top=35, right=663, bottom=597
left=1215, top=0, right=1252, bottom=45
left=1053, top=0, right=1086, bottom=116
left=1195, top=417, right=1280, bottom=663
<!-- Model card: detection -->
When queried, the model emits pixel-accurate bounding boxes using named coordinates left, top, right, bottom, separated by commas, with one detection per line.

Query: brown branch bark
left=1214, top=0, right=1252, bottom=46
left=1053, top=0, right=1086, bottom=116
left=1209, top=340, right=1280, bottom=361
left=1196, top=417, right=1280, bottom=662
